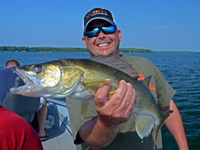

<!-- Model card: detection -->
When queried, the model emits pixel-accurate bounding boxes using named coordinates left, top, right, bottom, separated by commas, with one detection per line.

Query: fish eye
left=32, top=65, right=42, bottom=73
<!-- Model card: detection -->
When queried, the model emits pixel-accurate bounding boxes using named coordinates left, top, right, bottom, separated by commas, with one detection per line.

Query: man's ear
left=82, top=36, right=88, bottom=49
left=117, top=29, right=122, bottom=42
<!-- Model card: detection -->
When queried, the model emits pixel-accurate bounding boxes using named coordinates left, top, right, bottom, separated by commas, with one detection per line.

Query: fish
left=10, top=55, right=173, bottom=143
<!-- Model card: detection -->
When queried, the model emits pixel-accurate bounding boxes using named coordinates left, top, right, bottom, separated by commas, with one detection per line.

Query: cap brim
left=84, top=17, right=115, bottom=32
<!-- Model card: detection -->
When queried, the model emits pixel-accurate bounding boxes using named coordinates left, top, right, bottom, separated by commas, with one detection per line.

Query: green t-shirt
left=66, top=55, right=175, bottom=150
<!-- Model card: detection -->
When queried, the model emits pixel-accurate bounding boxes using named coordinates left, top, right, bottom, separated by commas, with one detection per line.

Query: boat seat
left=1, top=76, right=40, bottom=123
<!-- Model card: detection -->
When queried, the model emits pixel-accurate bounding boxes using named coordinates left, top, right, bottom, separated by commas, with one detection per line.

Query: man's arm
left=79, top=80, right=135, bottom=149
left=165, top=99, right=189, bottom=150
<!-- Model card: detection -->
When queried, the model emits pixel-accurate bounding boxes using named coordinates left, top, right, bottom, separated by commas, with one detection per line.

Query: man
left=66, top=8, right=189, bottom=150
left=1, top=60, right=49, bottom=141
left=5, top=60, right=20, bottom=68
left=0, top=63, right=18, bottom=103
left=0, top=60, right=20, bottom=103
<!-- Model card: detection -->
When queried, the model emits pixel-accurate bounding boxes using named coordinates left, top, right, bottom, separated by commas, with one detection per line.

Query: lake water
left=0, top=52, right=200, bottom=150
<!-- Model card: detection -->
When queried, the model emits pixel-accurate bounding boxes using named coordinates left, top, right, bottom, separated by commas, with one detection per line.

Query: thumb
left=95, top=79, right=112, bottom=107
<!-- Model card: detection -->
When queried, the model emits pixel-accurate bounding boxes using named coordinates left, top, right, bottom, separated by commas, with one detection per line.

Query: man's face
left=82, top=19, right=121, bottom=58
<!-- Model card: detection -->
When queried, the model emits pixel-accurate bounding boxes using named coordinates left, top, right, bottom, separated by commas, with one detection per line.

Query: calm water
left=0, top=52, right=200, bottom=150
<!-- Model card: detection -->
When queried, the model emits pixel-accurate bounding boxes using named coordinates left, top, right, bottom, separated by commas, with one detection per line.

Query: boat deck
left=42, top=127, right=76, bottom=150
left=42, top=98, right=76, bottom=150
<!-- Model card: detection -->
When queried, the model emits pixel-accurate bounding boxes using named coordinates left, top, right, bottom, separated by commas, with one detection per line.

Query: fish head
left=10, top=61, right=84, bottom=98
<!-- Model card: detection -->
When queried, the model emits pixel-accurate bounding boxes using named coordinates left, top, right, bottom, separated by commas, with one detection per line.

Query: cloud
left=161, top=26, right=171, bottom=29
left=150, top=26, right=171, bottom=30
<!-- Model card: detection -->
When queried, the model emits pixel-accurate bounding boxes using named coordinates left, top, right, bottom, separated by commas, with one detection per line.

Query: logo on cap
left=86, top=9, right=108, bottom=19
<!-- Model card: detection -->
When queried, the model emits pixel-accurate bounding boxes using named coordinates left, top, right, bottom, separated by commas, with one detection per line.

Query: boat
left=42, top=98, right=76, bottom=150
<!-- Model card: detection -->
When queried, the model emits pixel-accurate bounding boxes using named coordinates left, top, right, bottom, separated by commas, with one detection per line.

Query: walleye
left=10, top=55, right=173, bottom=142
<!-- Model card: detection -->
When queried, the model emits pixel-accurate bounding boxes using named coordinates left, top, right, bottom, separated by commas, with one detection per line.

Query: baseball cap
left=83, top=8, right=117, bottom=33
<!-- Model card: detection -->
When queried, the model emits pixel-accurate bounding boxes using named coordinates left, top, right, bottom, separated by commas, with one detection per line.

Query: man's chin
left=98, top=50, right=113, bottom=56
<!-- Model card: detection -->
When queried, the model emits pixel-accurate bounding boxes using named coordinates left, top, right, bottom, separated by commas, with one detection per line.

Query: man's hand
left=79, top=79, right=136, bottom=149
left=95, top=79, right=135, bottom=126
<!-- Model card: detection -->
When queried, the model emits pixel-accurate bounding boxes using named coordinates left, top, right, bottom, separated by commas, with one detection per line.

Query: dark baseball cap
left=83, top=8, right=117, bottom=33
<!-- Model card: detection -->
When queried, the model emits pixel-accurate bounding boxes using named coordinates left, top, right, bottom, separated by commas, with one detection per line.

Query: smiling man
left=66, top=8, right=189, bottom=150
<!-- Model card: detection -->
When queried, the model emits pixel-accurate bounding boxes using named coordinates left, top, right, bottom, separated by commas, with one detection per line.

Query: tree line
left=0, top=46, right=153, bottom=53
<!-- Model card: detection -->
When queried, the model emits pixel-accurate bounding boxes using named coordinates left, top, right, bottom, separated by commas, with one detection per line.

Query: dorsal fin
left=141, top=75, right=152, bottom=87
left=90, top=55, right=139, bottom=79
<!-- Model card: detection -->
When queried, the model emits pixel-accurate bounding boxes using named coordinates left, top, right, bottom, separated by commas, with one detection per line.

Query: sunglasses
left=84, top=25, right=116, bottom=38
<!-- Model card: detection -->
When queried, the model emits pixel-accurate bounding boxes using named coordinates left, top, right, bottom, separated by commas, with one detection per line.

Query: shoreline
left=0, top=51, right=199, bottom=54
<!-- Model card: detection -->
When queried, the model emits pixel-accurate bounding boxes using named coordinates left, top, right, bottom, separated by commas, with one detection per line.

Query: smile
left=97, top=43, right=109, bottom=47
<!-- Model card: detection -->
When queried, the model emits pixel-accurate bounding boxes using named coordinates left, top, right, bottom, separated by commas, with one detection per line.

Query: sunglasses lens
left=102, top=26, right=115, bottom=34
left=85, top=25, right=116, bottom=38
left=85, top=28, right=99, bottom=38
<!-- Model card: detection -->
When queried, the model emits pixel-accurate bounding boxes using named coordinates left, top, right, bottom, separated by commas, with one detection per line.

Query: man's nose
left=97, top=30, right=106, bottom=39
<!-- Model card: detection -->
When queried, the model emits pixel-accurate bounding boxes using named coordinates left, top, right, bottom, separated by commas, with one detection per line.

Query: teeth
left=98, top=43, right=109, bottom=47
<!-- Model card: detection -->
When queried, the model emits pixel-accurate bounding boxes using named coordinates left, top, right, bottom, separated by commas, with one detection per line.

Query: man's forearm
left=79, top=117, right=120, bottom=149
left=165, top=100, right=189, bottom=150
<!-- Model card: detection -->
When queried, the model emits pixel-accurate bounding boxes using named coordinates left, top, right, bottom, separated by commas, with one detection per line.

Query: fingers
left=112, top=81, right=135, bottom=117
left=106, top=80, right=127, bottom=109
left=117, top=80, right=127, bottom=98
left=95, top=79, right=112, bottom=107
left=116, top=83, right=133, bottom=112
left=95, top=79, right=136, bottom=125
left=123, top=85, right=135, bottom=117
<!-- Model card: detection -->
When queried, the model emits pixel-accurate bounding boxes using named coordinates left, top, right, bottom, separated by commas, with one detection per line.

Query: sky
left=0, top=0, right=199, bottom=52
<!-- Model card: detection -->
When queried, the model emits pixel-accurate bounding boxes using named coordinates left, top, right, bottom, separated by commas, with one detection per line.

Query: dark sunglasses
left=84, top=25, right=116, bottom=38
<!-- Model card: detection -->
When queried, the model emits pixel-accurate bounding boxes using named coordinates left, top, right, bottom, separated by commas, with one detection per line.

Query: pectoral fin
left=81, top=101, right=90, bottom=120
left=82, top=80, right=116, bottom=98
left=82, top=80, right=111, bottom=90
left=135, top=114, right=154, bottom=139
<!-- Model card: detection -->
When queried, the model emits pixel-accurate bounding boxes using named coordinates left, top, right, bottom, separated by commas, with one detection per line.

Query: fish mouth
left=10, top=67, right=44, bottom=97
left=14, top=67, right=30, bottom=85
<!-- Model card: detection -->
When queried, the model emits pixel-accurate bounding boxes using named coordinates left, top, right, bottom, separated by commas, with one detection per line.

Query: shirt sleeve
left=147, top=59, right=176, bottom=107
left=122, top=55, right=175, bottom=107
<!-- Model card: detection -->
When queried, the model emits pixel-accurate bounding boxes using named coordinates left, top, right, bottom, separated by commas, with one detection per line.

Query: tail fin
left=154, top=110, right=173, bottom=145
